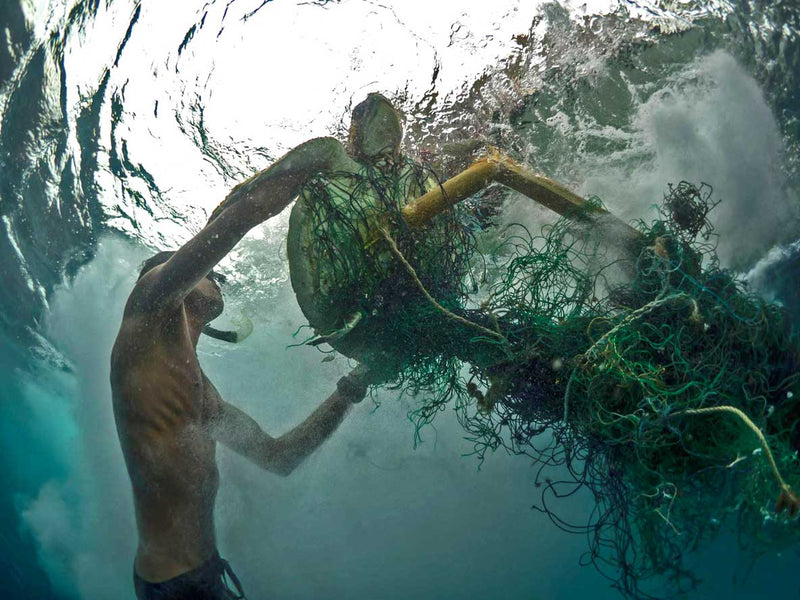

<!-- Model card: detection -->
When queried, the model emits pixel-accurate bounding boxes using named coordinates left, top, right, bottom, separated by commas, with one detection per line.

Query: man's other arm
left=206, top=369, right=369, bottom=476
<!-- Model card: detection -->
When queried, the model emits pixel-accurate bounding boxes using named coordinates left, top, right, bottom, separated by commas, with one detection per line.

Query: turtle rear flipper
left=307, top=311, right=364, bottom=347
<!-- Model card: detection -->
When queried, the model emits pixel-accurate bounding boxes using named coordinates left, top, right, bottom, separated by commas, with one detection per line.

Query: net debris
left=288, top=168, right=800, bottom=597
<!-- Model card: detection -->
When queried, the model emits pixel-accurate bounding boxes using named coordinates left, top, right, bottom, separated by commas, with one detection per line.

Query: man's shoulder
left=122, top=267, right=171, bottom=318
left=119, top=271, right=187, bottom=332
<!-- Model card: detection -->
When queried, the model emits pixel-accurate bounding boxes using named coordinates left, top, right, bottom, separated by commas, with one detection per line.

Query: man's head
left=138, top=251, right=224, bottom=323
left=348, top=93, right=404, bottom=162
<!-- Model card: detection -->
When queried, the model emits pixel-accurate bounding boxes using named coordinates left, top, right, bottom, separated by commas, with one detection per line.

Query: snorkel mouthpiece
left=202, top=314, right=254, bottom=343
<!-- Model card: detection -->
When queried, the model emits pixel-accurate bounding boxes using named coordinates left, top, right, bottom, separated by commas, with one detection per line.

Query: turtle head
left=348, top=93, right=404, bottom=163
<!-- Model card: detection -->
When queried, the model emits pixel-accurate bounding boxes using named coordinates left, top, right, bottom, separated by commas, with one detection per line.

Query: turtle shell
left=287, top=162, right=437, bottom=361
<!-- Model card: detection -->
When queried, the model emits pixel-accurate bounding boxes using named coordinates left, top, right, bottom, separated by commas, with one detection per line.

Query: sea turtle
left=209, top=94, right=627, bottom=357
left=286, top=93, right=458, bottom=363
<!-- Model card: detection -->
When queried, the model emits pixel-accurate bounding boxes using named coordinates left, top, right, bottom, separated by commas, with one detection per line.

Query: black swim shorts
left=134, top=551, right=246, bottom=600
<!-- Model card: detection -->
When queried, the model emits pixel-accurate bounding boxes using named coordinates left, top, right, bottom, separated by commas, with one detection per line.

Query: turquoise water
left=1, top=1, right=799, bottom=598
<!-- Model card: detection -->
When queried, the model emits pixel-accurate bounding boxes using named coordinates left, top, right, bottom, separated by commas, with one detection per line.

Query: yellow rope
left=585, top=293, right=690, bottom=359
left=564, top=294, right=692, bottom=423
left=670, top=405, right=796, bottom=508
left=378, top=227, right=506, bottom=342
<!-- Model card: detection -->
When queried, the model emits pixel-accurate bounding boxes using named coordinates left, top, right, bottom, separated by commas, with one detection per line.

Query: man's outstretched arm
left=207, top=368, right=370, bottom=476
left=129, top=137, right=355, bottom=315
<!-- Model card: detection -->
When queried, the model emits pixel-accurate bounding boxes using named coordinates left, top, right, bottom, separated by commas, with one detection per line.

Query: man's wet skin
left=111, top=273, right=225, bottom=582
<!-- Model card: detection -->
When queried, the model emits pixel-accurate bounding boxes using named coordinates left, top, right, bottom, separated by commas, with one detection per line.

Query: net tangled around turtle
left=290, top=171, right=800, bottom=598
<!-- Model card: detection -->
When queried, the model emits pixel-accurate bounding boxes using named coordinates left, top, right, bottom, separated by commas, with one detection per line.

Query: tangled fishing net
left=289, top=168, right=800, bottom=598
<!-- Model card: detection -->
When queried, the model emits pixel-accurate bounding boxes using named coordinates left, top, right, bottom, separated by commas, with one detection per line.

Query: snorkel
left=201, top=270, right=254, bottom=344
left=202, top=317, right=253, bottom=343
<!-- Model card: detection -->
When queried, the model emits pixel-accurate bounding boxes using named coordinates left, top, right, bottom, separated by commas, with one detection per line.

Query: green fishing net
left=288, top=170, right=800, bottom=598
left=287, top=159, right=476, bottom=376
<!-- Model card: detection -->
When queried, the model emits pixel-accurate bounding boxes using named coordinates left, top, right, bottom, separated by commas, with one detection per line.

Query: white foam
left=579, top=51, right=798, bottom=269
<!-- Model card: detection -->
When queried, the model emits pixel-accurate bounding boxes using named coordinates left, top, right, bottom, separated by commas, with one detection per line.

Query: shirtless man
left=110, top=135, right=370, bottom=600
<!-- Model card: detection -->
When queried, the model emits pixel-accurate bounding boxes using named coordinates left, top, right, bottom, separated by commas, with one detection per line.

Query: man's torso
left=111, top=307, right=220, bottom=582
